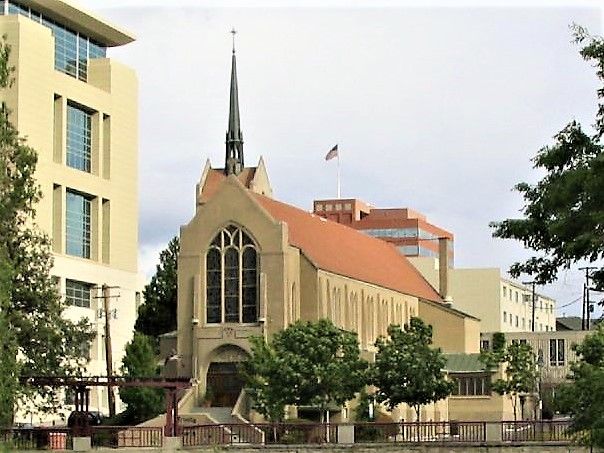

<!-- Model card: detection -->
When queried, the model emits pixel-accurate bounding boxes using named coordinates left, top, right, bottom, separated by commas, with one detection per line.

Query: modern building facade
left=480, top=330, right=591, bottom=417
left=409, top=258, right=556, bottom=333
left=0, top=0, right=143, bottom=421
left=313, top=199, right=454, bottom=262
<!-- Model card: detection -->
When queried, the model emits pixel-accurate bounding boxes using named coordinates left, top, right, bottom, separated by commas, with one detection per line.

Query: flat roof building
left=0, top=0, right=143, bottom=422
left=313, top=199, right=454, bottom=262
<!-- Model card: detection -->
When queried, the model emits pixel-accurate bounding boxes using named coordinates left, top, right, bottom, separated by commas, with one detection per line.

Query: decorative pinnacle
left=231, top=28, right=237, bottom=54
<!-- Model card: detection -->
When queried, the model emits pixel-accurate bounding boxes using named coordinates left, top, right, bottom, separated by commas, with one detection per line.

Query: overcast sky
left=76, top=0, right=603, bottom=317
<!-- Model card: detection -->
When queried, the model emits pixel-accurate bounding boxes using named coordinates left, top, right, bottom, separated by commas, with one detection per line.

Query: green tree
left=0, top=37, right=92, bottom=418
left=556, top=325, right=604, bottom=449
left=242, top=319, right=368, bottom=423
left=240, top=336, right=289, bottom=422
left=372, top=317, right=454, bottom=422
left=135, top=237, right=179, bottom=341
left=0, top=246, right=18, bottom=427
left=119, top=333, right=164, bottom=424
left=491, top=26, right=604, bottom=289
left=488, top=342, right=538, bottom=421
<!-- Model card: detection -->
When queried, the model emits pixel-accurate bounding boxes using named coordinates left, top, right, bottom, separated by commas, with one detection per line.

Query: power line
left=557, top=295, right=583, bottom=309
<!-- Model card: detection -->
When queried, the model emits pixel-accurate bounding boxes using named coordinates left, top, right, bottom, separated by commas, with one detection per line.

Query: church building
left=173, top=42, right=483, bottom=422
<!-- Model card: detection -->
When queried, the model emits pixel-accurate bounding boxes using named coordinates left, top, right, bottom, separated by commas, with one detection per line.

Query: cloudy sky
left=77, top=0, right=602, bottom=317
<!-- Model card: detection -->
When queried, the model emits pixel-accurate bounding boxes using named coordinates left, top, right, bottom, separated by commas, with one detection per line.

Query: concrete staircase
left=189, top=406, right=242, bottom=425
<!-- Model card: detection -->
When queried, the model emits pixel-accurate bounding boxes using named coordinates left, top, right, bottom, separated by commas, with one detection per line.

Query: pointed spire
left=225, top=28, right=244, bottom=175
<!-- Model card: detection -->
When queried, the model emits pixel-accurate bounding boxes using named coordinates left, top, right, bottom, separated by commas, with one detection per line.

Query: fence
left=182, top=422, right=337, bottom=446
left=0, top=420, right=573, bottom=450
left=90, top=426, right=163, bottom=448
left=501, top=420, right=572, bottom=442
left=354, top=421, right=485, bottom=443
left=0, top=427, right=72, bottom=450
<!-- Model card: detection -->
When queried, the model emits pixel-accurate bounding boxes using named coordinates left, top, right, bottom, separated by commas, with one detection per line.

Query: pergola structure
left=20, top=376, right=192, bottom=436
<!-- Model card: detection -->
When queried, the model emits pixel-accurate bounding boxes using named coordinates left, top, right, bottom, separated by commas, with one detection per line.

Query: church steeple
left=225, top=28, right=244, bottom=175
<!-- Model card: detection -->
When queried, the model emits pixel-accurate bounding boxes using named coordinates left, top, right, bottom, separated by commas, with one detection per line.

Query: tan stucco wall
left=410, top=258, right=555, bottom=334
left=448, top=395, right=514, bottom=422
left=418, top=300, right=480, bottom=354
left=316, top=270, right=419, bottom=352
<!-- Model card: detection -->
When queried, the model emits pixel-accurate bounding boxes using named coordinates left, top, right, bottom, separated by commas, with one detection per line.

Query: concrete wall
left=418, top=300, right=480, bottom=354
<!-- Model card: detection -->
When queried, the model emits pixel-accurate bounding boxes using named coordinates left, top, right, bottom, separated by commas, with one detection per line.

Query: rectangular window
left=66, top=104, right=92, bottom=172
left=364, top=228, right=419, bottom=239
left=451, top=374, right=491, bottom=396
left=515, top=315, right=519, bottom=327
left=66, top=190, right=91, bottom=258
left=480, top=340, right=490, bottom=351
left=503, top=311, right=507, bottom=323
left=3, top=1, right=107, bottom=81
left=397, top=245, right=419, bottom=255
left=550, top=339, right=565, bottom=366
left=503, top=286, right=507, bottom=298
left=65, top=279, right=92, bottom=308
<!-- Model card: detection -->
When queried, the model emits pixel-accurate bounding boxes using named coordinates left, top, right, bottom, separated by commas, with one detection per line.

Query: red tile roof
left=200, top=168, right=257, bottom=203
left=253, top=194, right=442, bottom=302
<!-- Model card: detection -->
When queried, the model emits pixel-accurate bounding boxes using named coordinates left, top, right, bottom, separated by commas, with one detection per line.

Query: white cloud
left=138, top=242, right=167, bottom=282
left=74, top=4, right=603, bottom=316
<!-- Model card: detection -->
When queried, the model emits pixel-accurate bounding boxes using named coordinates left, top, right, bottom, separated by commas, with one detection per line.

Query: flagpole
left=337, top=149, right=341, bottom=199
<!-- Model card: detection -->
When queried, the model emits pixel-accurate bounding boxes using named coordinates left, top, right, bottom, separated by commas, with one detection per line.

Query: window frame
left=205, top=225, right=259, bottom=325
left=65, top=278, right=93, bottom=308
left=451, top=373, right=491, bottom=397
left=66, top=102, right=93, bottom=173
left=549, top=338, right=566, bottom=367
left=65, top=190, right=92, bottom=259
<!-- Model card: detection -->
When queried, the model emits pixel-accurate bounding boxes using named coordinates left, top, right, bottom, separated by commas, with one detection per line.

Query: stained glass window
left=206, top=226, right=258, bottom=324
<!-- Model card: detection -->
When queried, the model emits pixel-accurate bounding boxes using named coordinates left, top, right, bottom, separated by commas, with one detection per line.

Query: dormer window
left=206, top=225, right=258, bottom=324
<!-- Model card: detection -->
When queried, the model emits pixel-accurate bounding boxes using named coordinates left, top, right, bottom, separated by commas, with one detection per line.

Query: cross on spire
left=231, top=28, right=237, bottom=54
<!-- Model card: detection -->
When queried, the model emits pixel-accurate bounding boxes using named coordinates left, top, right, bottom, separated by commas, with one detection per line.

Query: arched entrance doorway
left=205, top=345, right=248, bottom=407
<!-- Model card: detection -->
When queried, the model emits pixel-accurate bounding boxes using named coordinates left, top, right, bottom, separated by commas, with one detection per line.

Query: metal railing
left=182, top=422, right=337, bottom=446
left=0, top=420, right=575, bottom=449
left=0, top=427, right=72, bottom=450
left=90, top=426, right=163, bottom=448
left=501, top=420, right=572, bottom=442
left=354, top=421, right=486, bottom=443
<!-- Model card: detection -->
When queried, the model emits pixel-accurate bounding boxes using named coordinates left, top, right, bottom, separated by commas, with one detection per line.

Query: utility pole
left=579, top=267, right=597, bottom=330
left=523, top=281, right=537, bottom=332
left=94, top=284, right=120, bottom=418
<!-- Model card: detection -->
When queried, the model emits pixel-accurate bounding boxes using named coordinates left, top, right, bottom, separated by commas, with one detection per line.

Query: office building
left=0, top=0, right=144, bottom=422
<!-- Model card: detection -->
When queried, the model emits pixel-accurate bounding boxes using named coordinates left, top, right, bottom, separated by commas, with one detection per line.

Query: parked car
left=67, top=411, right=103, bottom=428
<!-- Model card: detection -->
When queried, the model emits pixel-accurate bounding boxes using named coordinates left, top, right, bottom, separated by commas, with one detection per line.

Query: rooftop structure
left=313, top=199, right=454, bottom=262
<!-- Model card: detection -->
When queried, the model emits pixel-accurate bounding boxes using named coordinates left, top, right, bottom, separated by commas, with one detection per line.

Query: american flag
left=325, top=144, right=338, bottom=161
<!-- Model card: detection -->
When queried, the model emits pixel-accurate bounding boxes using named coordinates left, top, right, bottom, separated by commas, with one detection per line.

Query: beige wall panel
left=418, top=299, right=480, bottom=354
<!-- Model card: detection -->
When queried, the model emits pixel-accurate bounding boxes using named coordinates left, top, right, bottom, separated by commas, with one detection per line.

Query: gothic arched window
left=206, top=225, right=258, bottom=324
